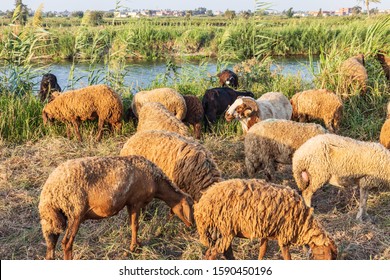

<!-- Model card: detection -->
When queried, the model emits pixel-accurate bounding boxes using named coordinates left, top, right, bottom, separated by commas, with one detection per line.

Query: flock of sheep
left=37, top=52, right=390, bottom=260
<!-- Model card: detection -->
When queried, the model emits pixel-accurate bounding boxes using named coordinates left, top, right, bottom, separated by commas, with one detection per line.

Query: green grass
left=1, top=15, right=389, bottom=62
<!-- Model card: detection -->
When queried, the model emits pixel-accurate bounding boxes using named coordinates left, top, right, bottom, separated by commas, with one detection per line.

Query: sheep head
left=225, top=97, right=259, bottom=122
left=309, top=239, right=338, bottom=260
left=171, top=194, right=194, bottom=227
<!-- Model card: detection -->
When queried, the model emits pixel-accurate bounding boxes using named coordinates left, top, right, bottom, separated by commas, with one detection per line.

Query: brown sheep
left=194, top=179, right=337, bottom=260
left=376, top=51, right=390, bottom=81
left=137, top=102, right=191, bottom=137
left=42, top=84, right=123, bottom=142
left=120, top=130, right=222, bottom=201
left=39, top=155, right=194, bottom=260
left=380, top=102, right=390, bottom=149
left=339, top=54, right=368, bottom=94
left=182, top=95, right=204, bottom=139
left=217, top=69, right=239, bottom=88
left=290, top=89, right=343, bottom=133
left=131, top=88, right=187, bottom=120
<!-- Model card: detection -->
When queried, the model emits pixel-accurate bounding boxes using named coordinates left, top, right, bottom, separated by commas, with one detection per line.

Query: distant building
left=335, top=8, right=352, bottom=16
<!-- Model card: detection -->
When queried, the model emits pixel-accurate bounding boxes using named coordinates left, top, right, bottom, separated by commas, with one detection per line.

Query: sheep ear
left=244, top=108, right=253, bottom=117
left=182, top=198, right=194, bottom=225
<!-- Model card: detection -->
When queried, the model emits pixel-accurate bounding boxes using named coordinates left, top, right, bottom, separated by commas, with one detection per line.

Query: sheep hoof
left=130, top=242, right=142, bottom=252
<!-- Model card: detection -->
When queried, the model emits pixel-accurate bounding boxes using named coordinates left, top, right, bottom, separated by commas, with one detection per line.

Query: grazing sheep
left=225, top=92, right=292, bottom=134
left=42, top=84, right=123, bottom=142
left=379, top=102, right=390, bottom=149
left=339, top=54, right=368, bottom=94
left=380, top=119, right=390, bottom=149
left=245, top=119, right=327, bottom=180
left=38, top=73, right=61, bottom=102
left=182, top=95, right=204, bottom=139
left=292, top=134, right=390, bottom=221
left=194, top=179, right=337, bottom=260
left=39, top=155, right=194, bottom=260
left=376, top=51, right=390, bottom=81
left=131, top=88, right=187, bottom=120
left=290, top=89, right=343, bottom=133
left=217, top=69, right=239, bottom=88
left=120, top=130, right=222, bottom=201
left=202, top=87, right=254, bottom=132
left=137, top=102, right=191, bottom=137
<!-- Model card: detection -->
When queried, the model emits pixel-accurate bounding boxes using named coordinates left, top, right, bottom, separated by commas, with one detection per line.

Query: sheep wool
left=292, top=134, right=390, bottom=221
left=137, top=102, right=191, bottom=137
left=39, top=155, right=194, bottom=260
left=41, top=84, right=123, bottom=142
left=120, top=130, right=222, bottom=201
left=131, top=88, right=187, bottom=120
left=182, top=95, right=204, bottom=139
left=245, top=119, right=327, bottom=179
left=225, top=92, right=292, bottom=133
left=339, top=54, right=368, bottom=94
left=290, top=89, right=343, bottom=133
left=194, top=179, right=337, bottom=260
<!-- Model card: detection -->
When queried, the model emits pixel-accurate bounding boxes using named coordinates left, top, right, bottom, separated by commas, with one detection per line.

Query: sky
left=1, top=0, right=390, bottom=12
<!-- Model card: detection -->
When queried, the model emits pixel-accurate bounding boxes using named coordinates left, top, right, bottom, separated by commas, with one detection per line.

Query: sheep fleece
left=42, top=84, right=123, bottom=125
left=245, top=119, right=327, bottom=176
left=132, top=88, right=187, bottom=120
left=194, top=179, right=333, bottom=253
left=120, top=130, right=222, bottom=201
left=137, top=102, right=191, bottom=137
left=290, top=89, right=343, bottom=131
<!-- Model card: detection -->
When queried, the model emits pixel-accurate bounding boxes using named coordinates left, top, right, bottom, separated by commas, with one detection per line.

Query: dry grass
left=0, top=133, right=389, bottom=260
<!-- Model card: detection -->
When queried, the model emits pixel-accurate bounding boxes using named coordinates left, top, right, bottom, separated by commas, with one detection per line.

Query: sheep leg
left=96, top=118, right=104, bottom=142
left=356, top=186, right=369, bottom=222
left=66, top=123, right=72, bottom=139
left=205, top=248, right=218, bottom=260
left=61, top=218, right=81, bottom=260
left=280, top=245, right=291, bottom=260
left=223, top=245, right=235, bottom=260
left=258, top=238, right=268, bottom=260
left=193, top=123, right=202, bottom=139
left=44, top=233, right=60, bottom=260
left=245, top=157, right=256, bottom=177
left=71, top=119, right=82, bottom=142
left=127, top=206, right=141, bottom=252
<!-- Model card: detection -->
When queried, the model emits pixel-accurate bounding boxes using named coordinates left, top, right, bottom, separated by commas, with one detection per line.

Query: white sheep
left=292, top=134, right=390, bottom=221
left=245, top=119, right=327, bottom=180
left=194, top=178, right=337, bottom=260
left=131, top=88, right=187, bottom=120
left=225, top=92, right=292, bottom=133
left=137, top=102, right=191, bottom=137
left=39, top=155, right=194, bottom=260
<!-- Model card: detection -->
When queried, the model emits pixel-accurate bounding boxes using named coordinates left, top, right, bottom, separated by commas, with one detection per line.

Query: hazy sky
left=1, top=0, right=389, bottom=12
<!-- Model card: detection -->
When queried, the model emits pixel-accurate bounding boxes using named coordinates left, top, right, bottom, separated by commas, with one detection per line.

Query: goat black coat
left=202, top=87, right=254, bottom=131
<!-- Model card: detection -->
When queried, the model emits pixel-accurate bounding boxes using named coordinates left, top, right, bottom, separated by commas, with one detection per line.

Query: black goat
left=202, top=87, right=254, bottom=132
left=39, top=73, right=61, bottom=102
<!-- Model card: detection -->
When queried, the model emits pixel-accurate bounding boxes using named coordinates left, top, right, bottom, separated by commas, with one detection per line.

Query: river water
left=31, top=57, right=318, bottom=93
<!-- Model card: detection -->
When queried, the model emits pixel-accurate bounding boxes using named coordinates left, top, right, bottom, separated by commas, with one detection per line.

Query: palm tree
left=363, top=0, right=381, bottom=17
